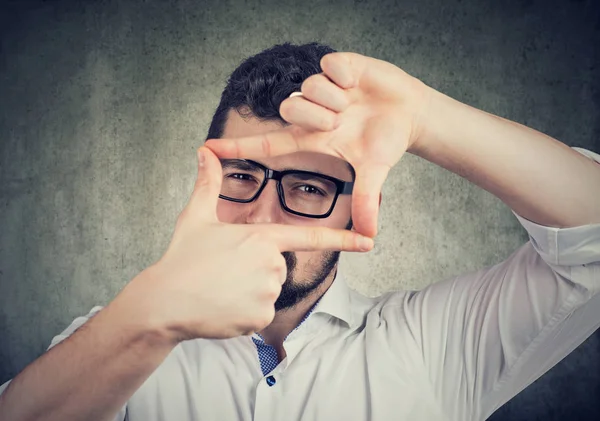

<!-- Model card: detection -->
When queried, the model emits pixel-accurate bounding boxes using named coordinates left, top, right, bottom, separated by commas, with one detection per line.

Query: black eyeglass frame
left=218, top=159, right=354, bottom=219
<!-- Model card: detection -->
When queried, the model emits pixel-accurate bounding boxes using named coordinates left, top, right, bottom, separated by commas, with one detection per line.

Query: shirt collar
left=252, top=265, right=357, bottom=344
left=311, top=265, right=356, bottom=329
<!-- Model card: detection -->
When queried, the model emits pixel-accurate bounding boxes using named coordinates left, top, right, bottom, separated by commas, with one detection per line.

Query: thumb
left=188, top=146, right=223, bottom=222
left=351, top=162, right=390, bottom=238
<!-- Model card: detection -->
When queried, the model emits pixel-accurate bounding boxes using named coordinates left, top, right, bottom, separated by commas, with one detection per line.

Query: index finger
left=250, top=223, right=374, bottom=253
left=204, top=126, right=330, bottom=160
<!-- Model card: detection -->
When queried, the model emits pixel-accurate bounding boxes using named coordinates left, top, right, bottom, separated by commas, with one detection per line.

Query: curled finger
left=280, top=95, right=340, bottom=132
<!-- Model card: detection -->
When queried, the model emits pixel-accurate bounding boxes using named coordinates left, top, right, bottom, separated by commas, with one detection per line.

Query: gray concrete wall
left=0, top=0, right=598, bottom=419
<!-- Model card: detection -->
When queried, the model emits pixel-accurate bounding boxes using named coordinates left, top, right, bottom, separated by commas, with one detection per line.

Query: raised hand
left=204, top=52, right=432, bottom=238
left=119, top=146, right=374, bottom=343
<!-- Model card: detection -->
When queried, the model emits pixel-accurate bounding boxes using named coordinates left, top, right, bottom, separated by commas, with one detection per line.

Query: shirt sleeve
left=399, top=146, right=600, bottom=421
left=46, top=305, right=104, bottom=349
left=0, top=306, right=127, bottom=421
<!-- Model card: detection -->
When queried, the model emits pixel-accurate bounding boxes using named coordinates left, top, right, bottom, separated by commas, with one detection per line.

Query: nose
left=245, top=180, right=285, bottom=224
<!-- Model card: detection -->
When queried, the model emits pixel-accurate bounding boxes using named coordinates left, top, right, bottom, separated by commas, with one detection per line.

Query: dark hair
left=206, top=42, right=336, bottom=140
left=205, top=42, right=355, bottom=176
left=206, top=42, right=354, bottom=230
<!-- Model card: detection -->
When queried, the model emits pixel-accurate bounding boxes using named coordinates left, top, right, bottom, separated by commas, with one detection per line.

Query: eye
left=227, top=173, right=255, bottom=181
left=297, top=184, right=325, bottom=196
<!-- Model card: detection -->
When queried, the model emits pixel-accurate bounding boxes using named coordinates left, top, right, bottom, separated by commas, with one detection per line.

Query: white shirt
left=2, top=147, right=600, bottom=421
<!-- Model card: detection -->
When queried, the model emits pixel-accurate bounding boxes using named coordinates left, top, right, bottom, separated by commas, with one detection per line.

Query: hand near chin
left=117, top=147, right=373, bottom=343
left=205, top=52, right=432, bottom=238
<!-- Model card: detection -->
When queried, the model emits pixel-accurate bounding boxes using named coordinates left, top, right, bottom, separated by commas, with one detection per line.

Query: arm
left=409, top=87, right=600, bottom=228
left=395, top=188, right=600, bottom=421
left=0, top=269, right=177, bottom=421
left=201, top=51, right=600, bottom=420
left=396, top=87, right=600, bottom=420
left=203, top=51, right=600, bottom=235
left=0, top=145, right=370, bottom=421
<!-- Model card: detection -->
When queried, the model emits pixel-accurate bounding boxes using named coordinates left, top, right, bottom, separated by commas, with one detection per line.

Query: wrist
left=406, top=79, right=436, bottom=156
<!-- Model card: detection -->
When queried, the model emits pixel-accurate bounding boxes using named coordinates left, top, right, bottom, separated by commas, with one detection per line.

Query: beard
left=274, top=250, right=340, bottom=312
left=273, top=218, right=352, bottom=312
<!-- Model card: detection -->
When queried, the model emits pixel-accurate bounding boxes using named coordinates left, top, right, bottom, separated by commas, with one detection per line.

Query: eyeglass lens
left=220, top=160, right=338, bottom=216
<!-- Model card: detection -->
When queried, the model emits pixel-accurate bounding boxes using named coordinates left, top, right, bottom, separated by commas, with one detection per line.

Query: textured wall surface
left=0, top=0, right=599, bottom=419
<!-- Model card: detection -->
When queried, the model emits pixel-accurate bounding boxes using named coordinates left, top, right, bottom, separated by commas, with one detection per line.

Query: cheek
left=330, top=196, right=352, bottom=225
left=216, top=197, right=352, bottom=228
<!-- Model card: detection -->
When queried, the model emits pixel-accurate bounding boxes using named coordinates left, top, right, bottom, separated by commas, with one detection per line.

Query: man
left=0, top=42, right=599, bottom=421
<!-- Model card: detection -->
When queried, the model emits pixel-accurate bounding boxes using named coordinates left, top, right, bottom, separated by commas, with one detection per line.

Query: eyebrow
left=272, top=164, right=354, bottom=182
left=221, top=159, right=352, bottom=181
left=221, top=159, right=318, bottom=173
left=251, top=160, right=336, bottom=175
left=220, top=160, right=262, bottom=172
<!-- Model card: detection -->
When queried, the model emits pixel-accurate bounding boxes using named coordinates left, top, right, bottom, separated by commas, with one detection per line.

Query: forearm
left=0, top=271, right=176, bottom=421
left=409, top=87, right=600, bottom=228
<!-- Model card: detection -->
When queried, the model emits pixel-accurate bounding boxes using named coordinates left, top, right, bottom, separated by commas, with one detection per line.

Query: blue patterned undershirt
left=251, top=296, right=322, bottom=376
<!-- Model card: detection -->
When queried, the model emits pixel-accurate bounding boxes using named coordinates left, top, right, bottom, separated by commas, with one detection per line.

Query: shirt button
left=266, top=375, right=276, bottom=387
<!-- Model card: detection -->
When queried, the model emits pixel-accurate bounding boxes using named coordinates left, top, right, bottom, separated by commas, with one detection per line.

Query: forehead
left=221, top=109, right=353, bottom=180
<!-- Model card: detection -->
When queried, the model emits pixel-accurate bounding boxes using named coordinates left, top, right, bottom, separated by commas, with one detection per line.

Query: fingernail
left=359, top=236, right=373, bottom=251
left=198, top=148, right=205, bottom=167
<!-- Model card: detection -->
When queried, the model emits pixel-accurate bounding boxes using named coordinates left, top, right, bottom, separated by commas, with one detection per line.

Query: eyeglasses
left=218, top=159, right=354, bottom=218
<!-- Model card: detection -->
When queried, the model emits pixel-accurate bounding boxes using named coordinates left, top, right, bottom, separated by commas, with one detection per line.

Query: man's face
left=216, top=109, right=353, bottom=312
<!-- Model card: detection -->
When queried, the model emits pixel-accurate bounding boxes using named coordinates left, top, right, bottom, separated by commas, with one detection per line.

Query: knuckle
left=271, top=259, right=285, bottom=275
left=345, top=232, right=356, bottom=251
left=265, top=253, right=286, bottom=284
left=307, top=228, right=323, bottom=248
left=272, top=261, right=287, bottom=283
left=273, top=252, right=286, bottom=269
left=321, top=113, right=337, bottom=131
left=257, top=308, right=275, bottom=328
left=260, top=133, right=272, bottom=157
left=266, top=284, right=281, bottom=302
left=350, top=233, right=360, bottom=251
left=302, top=75, right=321, bottom=97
